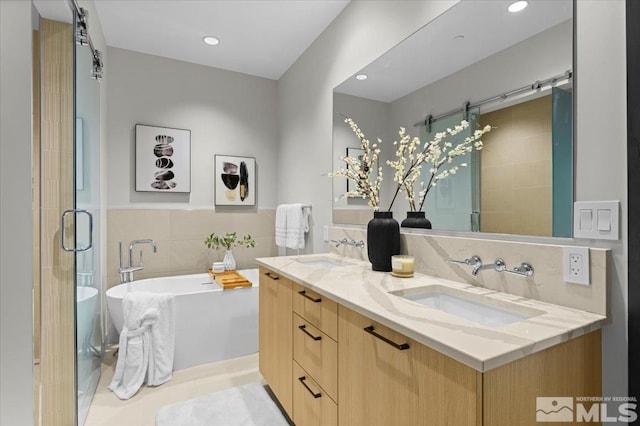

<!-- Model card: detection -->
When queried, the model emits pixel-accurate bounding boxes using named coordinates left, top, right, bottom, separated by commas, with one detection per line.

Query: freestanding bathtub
left=106, top=269, right=259, bottom=370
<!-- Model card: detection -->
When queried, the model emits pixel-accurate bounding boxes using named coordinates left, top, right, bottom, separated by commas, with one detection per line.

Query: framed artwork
left=214, top=155, right=256, bottom=206
left=135, top=124, right=191, bottom=192
left=346, top=147, right=368, bottom=195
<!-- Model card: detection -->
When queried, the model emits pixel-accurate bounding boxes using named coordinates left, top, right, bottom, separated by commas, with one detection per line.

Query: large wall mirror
left=332, top=0, right=573, bottom=238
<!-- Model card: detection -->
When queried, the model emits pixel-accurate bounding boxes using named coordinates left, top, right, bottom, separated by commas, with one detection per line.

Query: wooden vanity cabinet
left=259, top=268, right=602, bottom=426
left=338, top=306, right=481, bottom=426
left=291, top=283, right=339, bottom=425
left=338, top=304, right=602, bottom=426
left=293, top=361, right=338, bottom=426
left=258, top=266, right=293, bottom=417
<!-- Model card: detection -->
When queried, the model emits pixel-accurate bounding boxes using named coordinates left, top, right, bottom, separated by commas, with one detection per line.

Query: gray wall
left=279, top=0, right=628, bottom=402
left=0, top=1, right=34, bottom=424
left=575, top=1, right=628, bottom=401
left=106, top=47, right=279, bottom=209
left=332, top=93, right=390, bottom=211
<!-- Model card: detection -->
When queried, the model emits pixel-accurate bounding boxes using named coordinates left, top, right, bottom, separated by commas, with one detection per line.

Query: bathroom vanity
left=257, top=254, right=604, bottom=426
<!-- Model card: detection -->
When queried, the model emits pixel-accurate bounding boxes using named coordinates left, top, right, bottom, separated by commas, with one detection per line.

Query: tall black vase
left=400, top=211, right=432, bottom=229
left=367, top=211, right=400, bottom=272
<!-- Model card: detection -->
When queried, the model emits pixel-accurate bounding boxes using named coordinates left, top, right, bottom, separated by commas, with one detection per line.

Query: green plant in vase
left=204, top=232, right=256, bottom=271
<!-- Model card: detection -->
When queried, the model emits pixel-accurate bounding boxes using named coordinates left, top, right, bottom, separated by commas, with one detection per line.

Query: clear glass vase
left=223, top=250, right=236, bottom=271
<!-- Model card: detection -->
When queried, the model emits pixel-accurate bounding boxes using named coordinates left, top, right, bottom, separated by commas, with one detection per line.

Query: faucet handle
left=449, top=255, right=481, bottom=266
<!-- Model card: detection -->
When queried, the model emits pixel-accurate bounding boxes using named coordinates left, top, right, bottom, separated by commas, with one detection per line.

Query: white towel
left=285, top=203, right=309, bottom=250
left=275, top=204, right=288, bottom=248
left=275, top=204, right=310, bottom=250
left=108, top=291, right=175, bottom=400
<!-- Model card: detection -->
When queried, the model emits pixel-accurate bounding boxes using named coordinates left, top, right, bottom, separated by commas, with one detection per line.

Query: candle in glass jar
left=391, top=255, right=415, bottom=278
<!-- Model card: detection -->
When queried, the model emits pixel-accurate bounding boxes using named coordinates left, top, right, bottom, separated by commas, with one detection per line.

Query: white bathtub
left=77, top=286, right=99, bottom=354
left=106, top=269, right=259, bottom=370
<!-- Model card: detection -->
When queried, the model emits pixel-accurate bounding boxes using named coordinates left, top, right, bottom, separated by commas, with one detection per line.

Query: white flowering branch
left=328, top=117, right=383, bottom=210
left=386, top=120, right=491, bottom=212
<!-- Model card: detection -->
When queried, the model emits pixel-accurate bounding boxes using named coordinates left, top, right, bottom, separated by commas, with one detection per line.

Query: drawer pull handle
left=298, top=324, right=322, bottom=341
left=298, top=290, right=321, bottom=303
left=364, top=325, right=410, bottom=350
left=264, top=272, right=279, bottom=281
left=298, top=376, right=322, bottom=398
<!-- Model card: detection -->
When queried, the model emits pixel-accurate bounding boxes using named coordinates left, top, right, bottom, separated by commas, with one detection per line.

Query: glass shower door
left=419, top=110, right=480, bottom=231
left=74, top=16, right=103, bottom=425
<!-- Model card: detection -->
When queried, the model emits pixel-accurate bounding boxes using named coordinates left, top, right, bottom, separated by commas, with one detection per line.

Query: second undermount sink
left=389, top=285, right=544, bottom=327
left=296, top=257, right=353, bottom=269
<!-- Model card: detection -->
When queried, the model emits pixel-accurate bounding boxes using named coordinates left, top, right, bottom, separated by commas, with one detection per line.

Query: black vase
left=367, top=211, right=400, bottom=272
left=401, top=211, right=432, bottom=229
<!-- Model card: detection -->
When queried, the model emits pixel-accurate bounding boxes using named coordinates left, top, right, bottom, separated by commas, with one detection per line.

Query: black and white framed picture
left=135, top=124, right=191, bottom=192
left=214, top=155, right=256, bottom=206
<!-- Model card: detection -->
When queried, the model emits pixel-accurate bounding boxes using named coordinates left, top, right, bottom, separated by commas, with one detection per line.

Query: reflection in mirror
left=332, top=0, right=573, bottom=238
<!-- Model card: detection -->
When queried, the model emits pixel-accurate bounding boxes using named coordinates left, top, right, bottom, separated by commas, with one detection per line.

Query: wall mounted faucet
left=331, top=238, right=365, bottom=248
left=449, top=255, right=486, bottom=276
left=118, top=239, right=158, bottom=283
left=449, top=255, right=534, bottom=278
left=493, top=258, right=534, bottom=277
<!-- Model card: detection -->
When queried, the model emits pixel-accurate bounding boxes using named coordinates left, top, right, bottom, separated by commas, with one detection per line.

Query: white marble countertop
left=256, top=253, right=605, bottom=372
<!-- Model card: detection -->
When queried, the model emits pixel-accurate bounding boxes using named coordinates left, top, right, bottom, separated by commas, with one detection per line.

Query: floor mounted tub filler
left=106, top=269, right=259, bottom=370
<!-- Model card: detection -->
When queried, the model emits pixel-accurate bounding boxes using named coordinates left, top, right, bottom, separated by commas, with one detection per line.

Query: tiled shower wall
left=480, top=95, right=553, bottom=236
left=106, top=209, right=277, bottom=288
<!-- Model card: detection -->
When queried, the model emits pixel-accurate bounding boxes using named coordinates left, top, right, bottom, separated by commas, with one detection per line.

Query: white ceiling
left=93, top=0, right=349, bottom=80
left=335, top=0, right=572, bottom=103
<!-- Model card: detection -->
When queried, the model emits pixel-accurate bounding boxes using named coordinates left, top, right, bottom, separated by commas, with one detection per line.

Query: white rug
left=155, top=382, right=290, bottom=426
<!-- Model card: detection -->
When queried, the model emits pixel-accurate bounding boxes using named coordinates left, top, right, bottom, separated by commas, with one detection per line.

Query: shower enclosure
left=35, top=3, right=104, bottom=424
left=73, top=8, right=104, bottom=424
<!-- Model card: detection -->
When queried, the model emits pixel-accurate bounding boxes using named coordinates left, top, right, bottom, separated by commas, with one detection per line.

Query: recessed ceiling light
left=508, top=1, right=528, bottom=13
left=203, top=36, right=220, bottom=46
left=355, top=74, right=368, bottom=81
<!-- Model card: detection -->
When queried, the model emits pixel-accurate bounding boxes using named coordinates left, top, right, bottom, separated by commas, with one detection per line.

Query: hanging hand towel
left=275, top=204, right=288, bottom=248
left=285, top=203, right=309, bottom=250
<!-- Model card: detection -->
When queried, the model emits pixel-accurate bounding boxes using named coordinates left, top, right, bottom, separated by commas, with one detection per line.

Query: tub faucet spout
left=128, top=239, right=157, bottom=269
left=118, top=239, right=158, bottom=283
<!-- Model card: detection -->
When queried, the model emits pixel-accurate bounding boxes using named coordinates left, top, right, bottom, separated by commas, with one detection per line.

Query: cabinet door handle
left=298, top=290, right=321, bottom=303
left=364, top=325, right=410, bottom=350
left=298, top=324, right=322, bottom=341
left=264, top=271, right=279, bottom=280
left=298, top=376, right=322, bottom=398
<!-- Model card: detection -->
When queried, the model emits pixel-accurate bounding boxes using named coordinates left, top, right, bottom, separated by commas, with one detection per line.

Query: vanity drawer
left=293, top=361, right=338, bottom=426
left=293, top=282, right=338, bottom=340
left=293, top=313, right=338, bottom=402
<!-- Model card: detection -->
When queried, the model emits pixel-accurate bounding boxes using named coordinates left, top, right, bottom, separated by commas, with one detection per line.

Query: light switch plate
left=573, top=201, right=619, bottom=240
left=563, top=246, right=590, bottom=285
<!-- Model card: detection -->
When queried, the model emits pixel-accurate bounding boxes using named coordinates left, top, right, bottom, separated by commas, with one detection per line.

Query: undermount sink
left=389, top=285, right=543, bottom=327
left=296, top=257, right=353, bottom=269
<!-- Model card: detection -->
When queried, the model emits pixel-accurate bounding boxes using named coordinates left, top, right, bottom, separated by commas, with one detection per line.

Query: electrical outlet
left=563, top=246, right=590, bottom=285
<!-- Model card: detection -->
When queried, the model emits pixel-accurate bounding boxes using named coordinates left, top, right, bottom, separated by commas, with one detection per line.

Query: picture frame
left=214, top=155, right=256, bottom=206
left=346, top=147, right=367, bottom=195
left=135, top=124, right=191, bottom=193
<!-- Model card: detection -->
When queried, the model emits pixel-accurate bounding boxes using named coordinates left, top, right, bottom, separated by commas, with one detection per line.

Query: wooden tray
left=207, top=269, right=253, bottom=290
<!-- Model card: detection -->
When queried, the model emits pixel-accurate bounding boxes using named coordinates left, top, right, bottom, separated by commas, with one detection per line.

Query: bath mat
left=155, top=381, right=290, bottom=426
